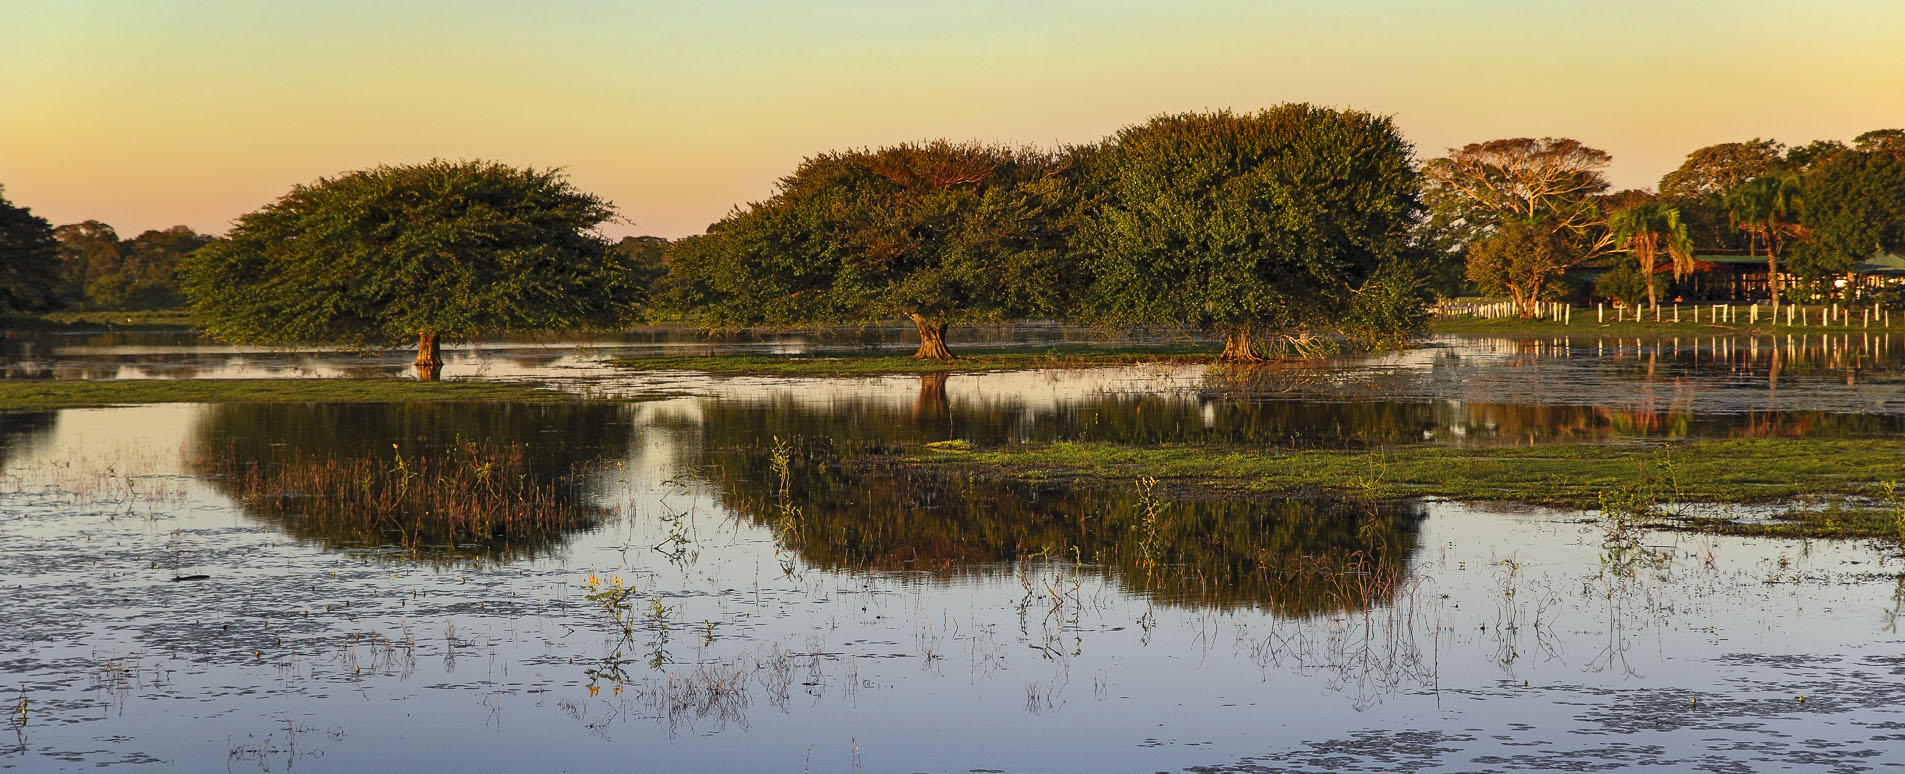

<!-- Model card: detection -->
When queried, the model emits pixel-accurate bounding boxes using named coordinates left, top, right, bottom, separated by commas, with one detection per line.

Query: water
left=3, top=331, right=1904, bottom=772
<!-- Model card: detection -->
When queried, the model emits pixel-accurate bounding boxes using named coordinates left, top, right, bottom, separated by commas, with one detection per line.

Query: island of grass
left=897, top=437, right=1905, bottom=542
left=607, top=346, right=1216, bottom=377
left=0, top=378, right=598, bottom=411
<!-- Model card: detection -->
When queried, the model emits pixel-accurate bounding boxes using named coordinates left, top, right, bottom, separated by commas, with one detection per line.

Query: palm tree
left=1724, top=174, right=1805, bottom=308
left=1608, top=201, right=1693, bottom=310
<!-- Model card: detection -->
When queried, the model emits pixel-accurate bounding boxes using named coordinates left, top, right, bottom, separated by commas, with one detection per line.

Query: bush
left=1595, top=265, right=1657, bottom=309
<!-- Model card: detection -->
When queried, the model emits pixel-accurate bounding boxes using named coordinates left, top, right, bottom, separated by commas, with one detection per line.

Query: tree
left=1785, top=139, right=1849, bottom=173
left=1465, top=220, right=1575, bottom=318
left=1423, top=138, right=1615, bottom=315
left=182, top=160, right=636, bottom=379
left=611, top=235, right=669, bottom=317
left=1658, top=139, right=1784, bottom=199
left=656, top=141, right=1070, bottom=359
left=0, top=186, right=64, bottom=314
left=1853, top=129, right=1905, bottom=155
left=1724, top=173, right=1805, bottom=307
left=1658, top=141, right=1785, bottom=252
left=1594, top=264, right=1655, bottom=310
left=1794, top=149, right=1905, bottom=286
left=1423, top=137, right=1616, bottom=258
left=1084, top=106, right=1423, bottom=360
left=100, top=226, right=210, bottom=308
left=51, top=220, right=122, bottom=305
left=1608, top=201, right=1693, bottom=309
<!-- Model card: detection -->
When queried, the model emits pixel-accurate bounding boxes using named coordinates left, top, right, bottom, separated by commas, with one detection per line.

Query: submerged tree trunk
left=415, top=331, right=443, bottom=382
left=908, top=314, right=953, bottom=360
left=1217, top=328, right=1263, bottom=362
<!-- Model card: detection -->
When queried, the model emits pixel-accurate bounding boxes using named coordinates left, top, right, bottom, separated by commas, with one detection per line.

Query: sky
left=3, top=0, right=1903, bottom=240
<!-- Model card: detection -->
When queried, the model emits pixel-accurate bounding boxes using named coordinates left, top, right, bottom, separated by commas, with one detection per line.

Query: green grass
left=0, top=379, right=594, bottom=411
left=3, top=309, right=199, bottom=330
left=903, top=438, right=1905, bottom=539
left=609, top=346, right=1216, bottom=377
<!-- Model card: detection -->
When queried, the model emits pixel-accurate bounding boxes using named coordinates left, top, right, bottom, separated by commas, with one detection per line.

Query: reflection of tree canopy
left=705, top=439, right=1425, bottom=616
left=191, top=402, right=635, bottom=561
left=664, top=384, right=1899, bottom=461
left=0, top=411, right=56, bottom=469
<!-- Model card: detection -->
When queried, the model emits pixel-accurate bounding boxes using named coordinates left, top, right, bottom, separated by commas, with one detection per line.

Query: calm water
left=3, top=330, right=1905, bottom=772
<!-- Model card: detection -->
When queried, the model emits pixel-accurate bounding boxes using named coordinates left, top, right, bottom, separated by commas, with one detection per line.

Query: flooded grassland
left=3, top=332, right=1905, bottom=772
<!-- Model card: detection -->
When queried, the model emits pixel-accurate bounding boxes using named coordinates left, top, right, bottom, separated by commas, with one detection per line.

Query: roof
left=1856, top=251, right=1905, bottom=275
left=1692, top=253, right=1770, bottom=266
left=1687, top=251, right=1905, bottom=275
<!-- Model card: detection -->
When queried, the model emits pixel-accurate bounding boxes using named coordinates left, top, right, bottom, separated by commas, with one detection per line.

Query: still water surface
left=2, top=331, right=1904, bottom=771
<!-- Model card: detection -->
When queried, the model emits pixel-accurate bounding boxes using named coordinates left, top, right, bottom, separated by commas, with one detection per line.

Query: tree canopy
left=655, top=141, right=1077, bottom=358
left=1658, top=139, right=1784, bottom=199
left=1724, top=173, right=1805, bottom=306
left=1608, top=201, right=1692, bottom=309
left=1083, top=106, right=1425, bottom=359
left=1793, top=148, right=1905, bottom=280
left=182, top=160, right=637, bottom=376
left=53, top=223, right=211, bottom=309
left=1424, top=137, right=1614, bottom=316
left=0, top=186, right=64, bottom=314
left=1464, top=220, right=1576, bottom=317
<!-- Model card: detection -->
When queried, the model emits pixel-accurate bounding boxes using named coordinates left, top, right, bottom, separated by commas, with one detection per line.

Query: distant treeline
left=1, top=112, right=1900, bottom=344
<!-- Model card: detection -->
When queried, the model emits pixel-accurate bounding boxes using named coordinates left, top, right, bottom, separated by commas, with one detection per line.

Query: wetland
left=4, top=325, right=1905, bottom=772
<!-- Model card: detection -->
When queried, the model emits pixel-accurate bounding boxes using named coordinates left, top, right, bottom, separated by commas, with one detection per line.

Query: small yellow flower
left=610, top=575, right=623, bottom=587
left=612, top=685, right=623, bottom=697
left=586, top=573, right=599, bottom=588
left=588, top=685, right=599, bottom=697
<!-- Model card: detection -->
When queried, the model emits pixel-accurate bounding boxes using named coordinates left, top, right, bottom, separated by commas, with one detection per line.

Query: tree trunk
left=1217, top=328, right=1263, bottom=362
left=1642, top=250, right=1658, bottom=311
left=913, top=373, right=949, bottom=419
left=1767, top=250, right=1780, bottom=309
left=415, top=331, right=443, bottom=382
left=908, top=314, right=953, bottom=360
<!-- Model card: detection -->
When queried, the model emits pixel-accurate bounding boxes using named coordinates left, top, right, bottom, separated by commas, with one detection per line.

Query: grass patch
left=0, top=378, right=593, bottom=411
left=900, top=438, right=1905, bottom=538
left=3, top=309, right=198, bottom=330
left=608, top=346, right=1216, bottom=377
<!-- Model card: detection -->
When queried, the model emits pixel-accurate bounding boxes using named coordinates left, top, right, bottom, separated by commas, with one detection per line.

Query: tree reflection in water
left=704, top=437, right=1426, bottom=616
left=191, top=402, right=635, bottom=561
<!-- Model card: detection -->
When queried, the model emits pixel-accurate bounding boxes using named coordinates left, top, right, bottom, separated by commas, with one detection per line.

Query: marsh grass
left=909, top=438, right=1905, bottom=510
left=205, top=438, right=606, bottom=558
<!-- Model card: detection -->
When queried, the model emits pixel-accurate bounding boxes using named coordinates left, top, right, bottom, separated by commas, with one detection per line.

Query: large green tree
left=0, top=186, right=64, bottom=314
left=1084, top=106, right=1424, bottom=360
left=1724, top=173, right=1805, bottom=308
left=1608, top=201, right=1693, bottom=310
left=1423, top=137, right=1615, bottom=317
left=1793, top=148, right=1905, bottom=286
left=52, top=220, right=122, bottom=304
left=657, top=141, right=1073, bottom=359
left=1464, top=219, right=1576, bottom=317
left=182, top=160, right=638, bottom=378
left=1658, top=139, right=1784, bottom=199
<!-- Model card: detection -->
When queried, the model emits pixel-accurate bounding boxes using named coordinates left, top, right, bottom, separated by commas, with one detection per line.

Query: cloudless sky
left=4, top=0, right=1902, bottom=239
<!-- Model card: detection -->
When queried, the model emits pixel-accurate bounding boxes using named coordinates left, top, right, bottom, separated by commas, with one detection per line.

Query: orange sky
left=4, top=0, right=1902, bottom=239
